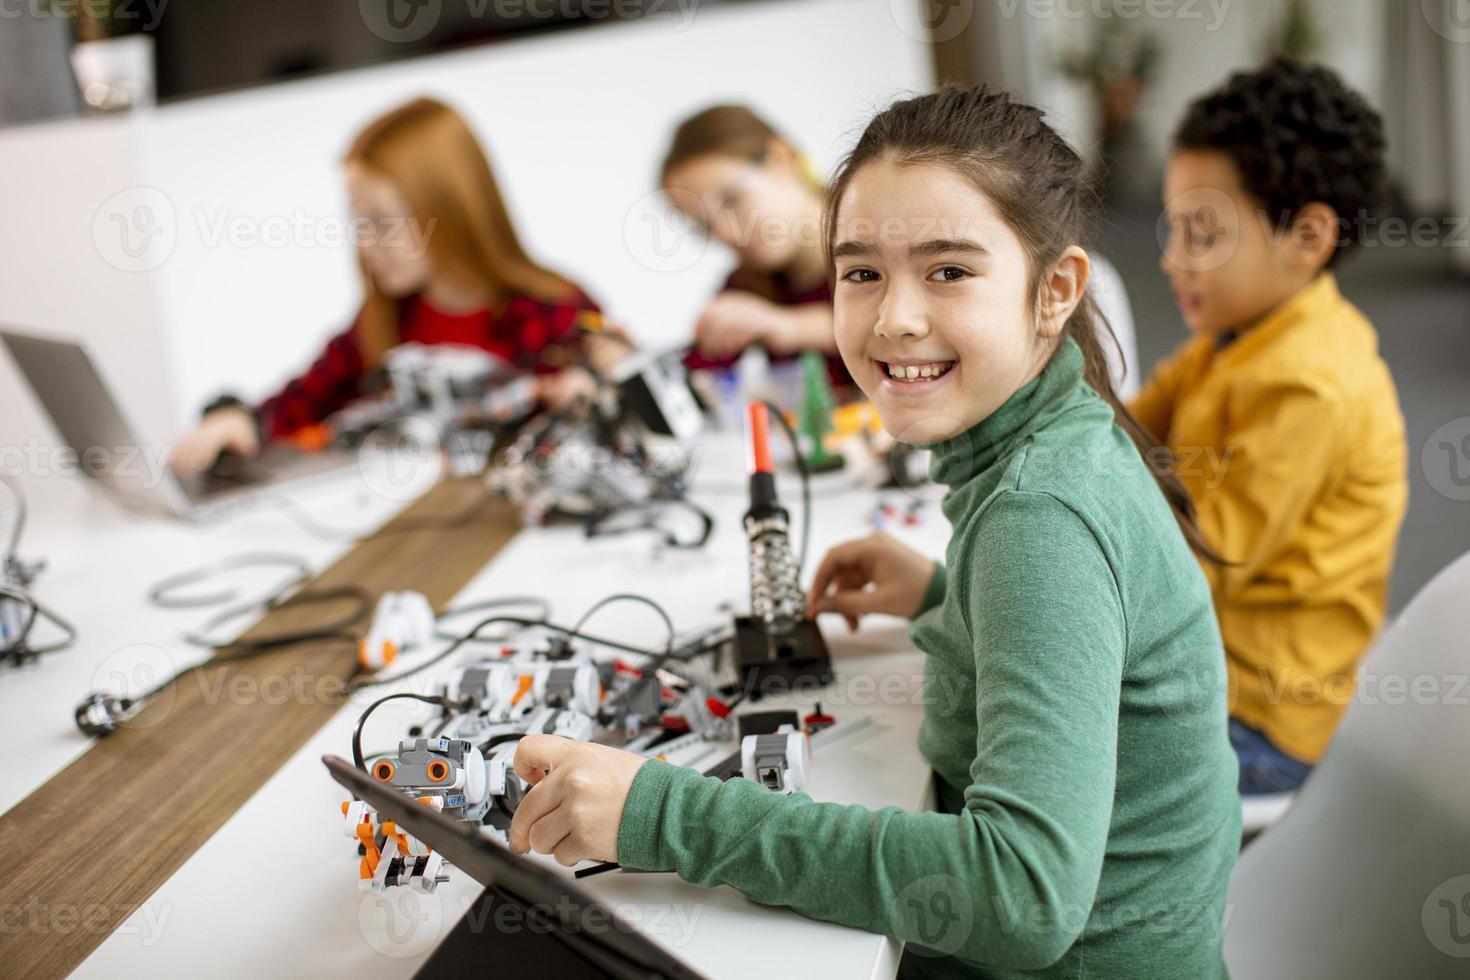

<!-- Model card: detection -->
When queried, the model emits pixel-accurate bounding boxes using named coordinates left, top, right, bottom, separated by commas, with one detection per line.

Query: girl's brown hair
left=345, top=98, right=576, bottom=368
left=824, top=85, right=1220, bottom=560
left=660, top=105, right=824, bottom=301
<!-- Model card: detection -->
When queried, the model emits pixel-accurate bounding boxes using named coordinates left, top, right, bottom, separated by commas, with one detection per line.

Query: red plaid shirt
left=258, top=290, right=598, bottom=438
left=682, top=266, right=851, bottom=387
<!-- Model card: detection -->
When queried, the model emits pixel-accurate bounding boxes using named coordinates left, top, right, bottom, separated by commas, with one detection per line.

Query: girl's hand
left=584, top=323, right=634, bottom=377
left=692, top=292, right=789, bottom=360
left=169, top=407, right=260, bottom=476
left=508, top=734, right=647, bottom=866
left=538, top=367, right=599, bottom=412
left=808, top=531, right=937, bottom=630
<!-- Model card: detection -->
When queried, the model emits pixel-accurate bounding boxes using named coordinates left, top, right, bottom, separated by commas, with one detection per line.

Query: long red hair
left=345, top=98, right=576, bottom=367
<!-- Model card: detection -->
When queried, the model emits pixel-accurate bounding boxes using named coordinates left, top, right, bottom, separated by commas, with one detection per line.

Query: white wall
left=0, top=0, right=933, bottom=453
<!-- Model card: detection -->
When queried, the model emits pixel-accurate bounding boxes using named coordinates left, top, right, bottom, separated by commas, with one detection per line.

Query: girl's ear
left=1036, top=246, right=1090, bottom=340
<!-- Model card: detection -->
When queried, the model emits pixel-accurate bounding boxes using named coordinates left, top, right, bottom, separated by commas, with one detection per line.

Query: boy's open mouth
left=878, top=360, right=956, bottom=383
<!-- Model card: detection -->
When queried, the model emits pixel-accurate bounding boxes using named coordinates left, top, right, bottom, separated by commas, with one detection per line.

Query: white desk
left=3, top=435, right=949, bottom=979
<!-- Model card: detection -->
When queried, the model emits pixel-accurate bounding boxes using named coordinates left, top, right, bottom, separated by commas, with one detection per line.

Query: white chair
left=1224, top=549, right=1470, bottom=978
left=1239, top=792, right=1295, bottom=836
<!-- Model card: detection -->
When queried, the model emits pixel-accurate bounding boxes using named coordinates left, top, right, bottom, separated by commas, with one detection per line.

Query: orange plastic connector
left=359, top=639, right=399, bottom=673
left=283, top=424, right=332, bottom=453
left=511, top=674, right=534, bottom=706
left=747, top=403, right=774, bottom=475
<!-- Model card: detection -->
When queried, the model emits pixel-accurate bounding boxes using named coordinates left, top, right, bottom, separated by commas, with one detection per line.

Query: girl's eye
left=841, top=268, right=880, bottom=283
left=929, top=266, right=971, bottom=282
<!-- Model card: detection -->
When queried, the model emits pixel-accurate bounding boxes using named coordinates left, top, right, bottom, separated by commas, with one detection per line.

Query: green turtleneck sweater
left=617, top=338, right=1240, bottom=977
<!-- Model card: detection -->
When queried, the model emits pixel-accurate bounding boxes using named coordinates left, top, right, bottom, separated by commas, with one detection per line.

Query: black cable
left=183, top=584, right=373, bottom=652
left=432, top=597, right=552, bottom=643
left=0, top=586, right=76, bottom=664
left=351, top=613, right=719, bottom=692
left=584, top=497, right=715, bottom=550
left=0, top=474, right=24, bottom=570
left=352, top=617, right=673, bottom=693
left=761, top=400, right=812, bottom=578
left=122, top=631, right=362, bottom=708
left=352, top=691, right=467, bottom=771
left=1, top=478, right=73, bottom=665
left=147, top=553, right=311, bottom=609
left=572, top=593, right=675, bottom=655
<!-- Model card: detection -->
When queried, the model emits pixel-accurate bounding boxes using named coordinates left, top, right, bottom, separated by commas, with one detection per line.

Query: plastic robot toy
left=358, top=591, right=437, bottom=674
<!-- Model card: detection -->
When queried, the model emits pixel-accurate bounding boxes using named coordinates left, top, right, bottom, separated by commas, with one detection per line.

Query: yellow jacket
left=1131, top=273, right=1408, bottom=763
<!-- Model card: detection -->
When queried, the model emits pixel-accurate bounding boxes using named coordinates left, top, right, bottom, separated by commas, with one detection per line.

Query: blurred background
left=0, top=0, right=1466, bottom=606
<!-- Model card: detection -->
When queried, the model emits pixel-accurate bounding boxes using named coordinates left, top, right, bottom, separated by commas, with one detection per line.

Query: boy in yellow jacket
left=1134, top=59, right=1408, bottom=794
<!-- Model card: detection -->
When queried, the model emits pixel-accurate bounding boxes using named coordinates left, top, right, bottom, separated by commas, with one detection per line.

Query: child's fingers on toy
left=512, top=733, right=573, bottom=783
left=815, top=588, right=885, bottom=619
left=524, top=805, right=575, bottom=857
left=807, top=539, right=878, bottom=608
left=553, top=835, right=594, bottom=868
left=508, top=774, right=565, bottom=852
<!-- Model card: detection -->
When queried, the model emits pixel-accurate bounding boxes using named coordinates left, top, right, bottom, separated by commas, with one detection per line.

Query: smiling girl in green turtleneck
left=502, top=87, right=1241, bottom=979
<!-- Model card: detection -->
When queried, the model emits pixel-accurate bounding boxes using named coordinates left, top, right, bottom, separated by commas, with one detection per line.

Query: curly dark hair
left=1174, top=58, right=1387, bottom=267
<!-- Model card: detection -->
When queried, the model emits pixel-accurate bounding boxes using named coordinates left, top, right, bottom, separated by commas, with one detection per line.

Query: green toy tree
left=799, top=351, right=844, bottom=472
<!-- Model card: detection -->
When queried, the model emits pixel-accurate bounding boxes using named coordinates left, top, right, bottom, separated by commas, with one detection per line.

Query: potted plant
left=65, top=0, right=157, bottom=113
left=1058, top=19, right=1162, bottom=204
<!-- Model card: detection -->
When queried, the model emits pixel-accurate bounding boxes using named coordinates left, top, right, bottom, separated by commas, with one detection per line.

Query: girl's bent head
left=825, top=86, right=1100, bottom=445
left=661, top=105, right=823, bottom=273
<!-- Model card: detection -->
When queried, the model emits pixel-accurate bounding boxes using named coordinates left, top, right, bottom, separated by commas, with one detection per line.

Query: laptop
left=1, top=328, right=351, bottom=518
left=324, top=754, right=706, bottom=980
